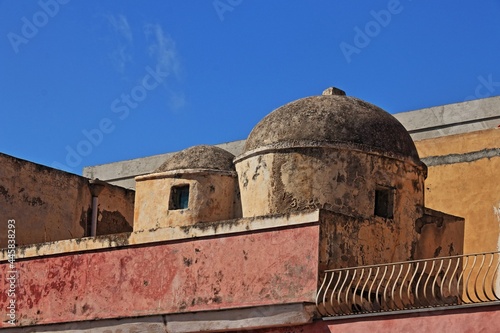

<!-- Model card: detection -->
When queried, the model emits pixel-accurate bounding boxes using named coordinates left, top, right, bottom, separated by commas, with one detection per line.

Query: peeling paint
left=0, top=224, right=319, bottom=328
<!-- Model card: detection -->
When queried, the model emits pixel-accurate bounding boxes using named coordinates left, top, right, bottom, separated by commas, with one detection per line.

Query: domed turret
left=244, top=88, right=420, bottom=162
left=134, top=145, right=241, bottom=230
left=234, top=88, right=427, bottom=222
left=156, top=145, right=235, bottom=173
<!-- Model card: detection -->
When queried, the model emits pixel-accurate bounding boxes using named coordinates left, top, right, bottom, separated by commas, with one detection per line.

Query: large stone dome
left=156, top=145, right=235, bottom=173
left=244, top=88, right=420, bottom=161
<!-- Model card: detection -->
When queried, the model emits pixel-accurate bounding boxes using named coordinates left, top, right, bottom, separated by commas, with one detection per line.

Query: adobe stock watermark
left=462, top=74, right=500, bottom=119
left=213, top=0, right=243, bottom=21
left=7, top=0, right=70, bottom=54
left=464, top=74, right=500, bottom=109
left=51, top=65, right=169, bottom=171
left=340, top=0, right=410, bottom=64
left=6, top=219, right=17, bottom=325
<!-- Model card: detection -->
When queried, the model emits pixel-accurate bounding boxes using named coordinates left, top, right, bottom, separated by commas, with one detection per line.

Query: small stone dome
left=244, top=89, right=419, bottom=161
left=156, top=145, right=235, bottom=173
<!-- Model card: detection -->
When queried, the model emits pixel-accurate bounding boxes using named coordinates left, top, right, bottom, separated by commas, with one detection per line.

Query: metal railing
left=316, top=251, right=500, bottom=317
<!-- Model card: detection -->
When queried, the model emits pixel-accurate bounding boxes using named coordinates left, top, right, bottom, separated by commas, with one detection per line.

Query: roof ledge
left=166, top=303, right=317, bottom=333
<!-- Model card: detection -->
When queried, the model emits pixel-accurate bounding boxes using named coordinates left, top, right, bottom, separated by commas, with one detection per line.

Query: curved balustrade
left=316, top=251, right=500, bottom=317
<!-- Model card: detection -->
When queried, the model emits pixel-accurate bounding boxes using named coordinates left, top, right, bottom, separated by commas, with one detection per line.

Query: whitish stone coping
left=0, top=303, right=315, bottom=333
left=165, top=303, right=315, bottom=333
left=0, top=210, right=320, bottom=262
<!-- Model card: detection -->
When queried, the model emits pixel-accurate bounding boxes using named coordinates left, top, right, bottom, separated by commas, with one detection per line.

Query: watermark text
left=213, top=0, right=243, bottom=21
left=340, top=0, right=409, bottom=63
left=51, top=64, right=169, bottom=171
left=6, top=219, right=17, bottom=325
left=7, top=0, right=70, bottom=54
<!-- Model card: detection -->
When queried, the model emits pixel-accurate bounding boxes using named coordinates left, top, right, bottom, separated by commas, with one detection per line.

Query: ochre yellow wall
left=0, top=153, right=135, bottom=248
left=415, top=129, right=500, bottom=253
left=134, top=171, right=239, bottom=230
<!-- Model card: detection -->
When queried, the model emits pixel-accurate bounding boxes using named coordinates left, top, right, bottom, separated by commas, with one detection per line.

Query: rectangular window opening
left=169, top=185, right=190, bottom=210
left=374, top=187, right=394, bottom=219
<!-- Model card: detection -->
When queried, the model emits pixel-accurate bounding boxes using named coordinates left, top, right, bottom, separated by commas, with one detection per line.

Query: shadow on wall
left=0, top=152, right=134, bottom=248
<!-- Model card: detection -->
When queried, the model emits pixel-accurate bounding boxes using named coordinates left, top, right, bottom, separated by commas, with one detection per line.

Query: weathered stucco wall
left=94, top=185, right=135, bottom=236
left=414, top=208, right=464, bottom=260
left=0, top=153, right=90, bottom=247
left=0, top=222, right=319, bottom=328
left=318, top=210, right=416, bottom=269
left=0, top=153, right=135, bottom=248
left=134, top=171, right=240, bottom=230
left=236, top=148, right=426, bottom=225
left=318, top=207, right=463, bottom=271
left=415, top=129, right=500, bottom=254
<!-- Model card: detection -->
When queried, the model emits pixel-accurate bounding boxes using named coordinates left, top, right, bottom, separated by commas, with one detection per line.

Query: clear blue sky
left=1, top=1, right=500, bottom=174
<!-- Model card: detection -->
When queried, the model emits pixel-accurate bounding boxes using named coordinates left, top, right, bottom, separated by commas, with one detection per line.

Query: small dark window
left=374, top=187, right=394, bottom=219
left=169, top=185, right=190, bottom=210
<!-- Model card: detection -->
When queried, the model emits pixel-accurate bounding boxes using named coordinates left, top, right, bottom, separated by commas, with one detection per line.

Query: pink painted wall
left=0, top=225, right=319, bottom=328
